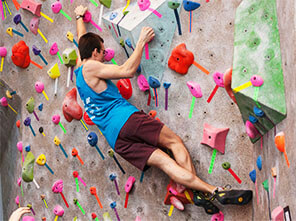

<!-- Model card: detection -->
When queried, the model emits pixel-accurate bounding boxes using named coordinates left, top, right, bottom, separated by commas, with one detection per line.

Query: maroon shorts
left=114, top=111, right=164, bottom=171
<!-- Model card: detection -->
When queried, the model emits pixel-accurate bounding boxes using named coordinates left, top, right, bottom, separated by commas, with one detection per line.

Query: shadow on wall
left=0, top=80, right=22, bottom=220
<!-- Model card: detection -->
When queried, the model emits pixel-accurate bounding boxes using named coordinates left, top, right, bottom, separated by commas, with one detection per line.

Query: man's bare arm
left=84, top=27, right=155, bottom=80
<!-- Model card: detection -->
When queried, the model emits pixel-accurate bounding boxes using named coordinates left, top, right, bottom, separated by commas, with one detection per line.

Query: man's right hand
left=9, top=207, right=31, bottom=221
left=138, top=27, right=155, bottom=46
left=74, top=5, right=88, bottom=16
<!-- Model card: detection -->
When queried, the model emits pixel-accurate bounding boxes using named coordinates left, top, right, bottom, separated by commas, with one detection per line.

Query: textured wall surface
left=0, top=0, right=295, bottom=220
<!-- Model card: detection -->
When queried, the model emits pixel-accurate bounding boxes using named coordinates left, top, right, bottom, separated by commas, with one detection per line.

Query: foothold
left=183, top=0, right=200, bottom=11
left=62, top=48, right=77, bottom=66
left=117, top=79, right=132, bottom=99
left=73, top=171, right=78, bottom=178
left=20, top=0, right=42, bottom=16
left=109, top=11, right=118, bottom=20
left=51, top=1, right=62, bottom=14
left=92, top=213, right=97, bottom=219
left=90, top=186, right=97, bottom=195
left=104, top=48, right=115, bottom=62
left=71, top=148, right=78, bottom=156
left=54, top=136, right=61, bottom=146
left=24, top=117, right=31, bottom=126
left=17, top=141, right=23, bottom=152
left=186, top=81, right=202, bottom=98
left=26, top=97, right=35, bottom=114
left=125, top=38, right=133, bottom=49
left=248, top=115, right=258, bottom=124
left=29, top=17, right=39, bottom=35
left=262, top=179, right=269, bottom=192
left=66, top=31, right=74, bottom=42
left=11, top=41, right=31, bottom=68
left=108, top=149, right=114, bottom=157
left=22, top=152, right=35, bottom=182
left=16, top=120, right=21, bottom=128
left=110, top=201, right=116, bottom=209
left=35, top=81, right=44, bottom=93
left=222, top=162, right=231, bottom=170
left=0, top=97, right=8, bottom=106
left=137, top=0, right=151, bottom=11
left=53, top=205, right=64, bottom=217
left=201, top=123, right=229, bottom=154
left=271, top=206, right=284, bottom=221
left=245, top=120, right=260, bottom=139
left=22, top=216, right=35, bottom=221
left=213, top=72, right=224, bottom=87
left=6, top=90, right=13, bottom=99
left=14, top=14, right=22, bottom=24
left=125, top=176, right=136, bottom=193
left=25, top=145, right=31, bottom=152
left=109, top=173, right=116, bottom=181
left=148, top=76, right=160, bottom=88
left=38, top=103, right=43, bottom=111
left=47, top=63, right=60, bottom=79
left=271, top=167, right=277, bottom=177
left=163, top=82, right=171, bottom=89
left=274, top=132, right=289, bottom=167
left=256, top=155, right=262, bottom=171
left=137, top=75, right=149, bottom=91
left=52, top=114, right=60, bottom=125
left=249, top=169, right=256, bottom=183
left=87, top=132, right=98, bottom=146
left=62, top=88, right=83, bottom=122
left=168, top=43, right=194, bottom=75
left=49, top=43, right=59, bottom=55
left=250, top=75, right=264, bottom=87
left=168, top=1, right=180, bottom=9
left=211, top=211, right=224, bottom=221
left=253, top=106, right=264, bottom=117
left=36, top=154, right=46, bottom=165
left=15, top=195, right=20, bottom=206
left=52, top=180, right=63, bottom=193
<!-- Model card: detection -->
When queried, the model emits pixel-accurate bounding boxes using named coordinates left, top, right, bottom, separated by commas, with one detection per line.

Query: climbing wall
left=0, top=0, right=295, bottom=221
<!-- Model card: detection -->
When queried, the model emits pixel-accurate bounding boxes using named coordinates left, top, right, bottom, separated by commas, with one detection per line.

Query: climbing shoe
left=212, top=185, right=253, bottom=205
left=193, top=190, right=220, bottom=215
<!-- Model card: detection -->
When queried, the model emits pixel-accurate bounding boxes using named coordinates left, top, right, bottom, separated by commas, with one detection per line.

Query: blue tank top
left=75, top=65, right=138, bottom=149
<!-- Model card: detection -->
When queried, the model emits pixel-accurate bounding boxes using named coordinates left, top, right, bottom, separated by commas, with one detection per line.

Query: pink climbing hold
left=0, top=97, right=8, bottom=106
left=186, top=81, right=202, bottom=98
left=51, top=1, right=62, bottom=14
left=52, top=179, right=63, bottom=193
left=271, top=206, right=284, bottom=221
left=250, top=75, right=264, bottom=87
left=104, top=48, right=115, bottom=62
left=29, top=17, right=39, bottom=35
left=213, top=72, right=224, bottom=87
left=49, top=43, right=58, bottom=55
left=170, top=196, right=184, bottom=211
left=22, top=216, right=35, bottom=221
left=201, top=123, right=229, bottom=154
left=137, top=0, right=151, bottom=11
left=245, top=120, right=260, bottom=139
left=35, top=81, right=44, bottom=93
left=211, top=211, right=224, bottom=221
left=53, top=205, right=65, bottom=217
left=52, top=114, right=60, bottom=125
left=137, top=75, right=149, bottom=91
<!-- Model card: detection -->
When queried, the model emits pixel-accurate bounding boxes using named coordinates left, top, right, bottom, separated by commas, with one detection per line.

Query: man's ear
left=92, top=48, right=98, bottom=57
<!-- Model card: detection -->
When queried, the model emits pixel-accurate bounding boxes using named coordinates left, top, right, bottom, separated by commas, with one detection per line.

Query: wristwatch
left=76, top=15, right=84, bottom=20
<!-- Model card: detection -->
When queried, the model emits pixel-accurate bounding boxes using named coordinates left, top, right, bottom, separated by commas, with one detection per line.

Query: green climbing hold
left=222, top=162, right=231, bottom=170
left=26, top=97, right=35, bottom=114
left=232, top=0, right=286, bottom=143
left=22, top=152, right=35, bottom=182
left=99, top=0, right=111, bottom=8
left=262, top=179, right=269, bottom=192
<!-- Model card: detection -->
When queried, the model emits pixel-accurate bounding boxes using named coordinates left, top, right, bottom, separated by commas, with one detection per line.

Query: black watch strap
left=76, top=15, right=84, bottom=20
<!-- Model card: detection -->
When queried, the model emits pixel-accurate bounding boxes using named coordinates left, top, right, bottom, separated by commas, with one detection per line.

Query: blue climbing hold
left=249, top=169, right=256, bottom=183
left=183, top=0, right=200, bottom=12
left=253, top=106, right=264, bottom=117
left=136, top=65, right=141, bottom=73
left=110, top=201, right=116, bottom=209
left=249, top=115, right=258, bottom=124
left=109, top=12, right=118, bottom=20
left=38, top=103, right=43, bottom=111
left=256, top=155, right=262, bottom=171
left=87, top=132, right=98, bottom=147
left=163, top=82, right=171, bottom=89
left=125, top=38, right=133, bottom=49
left=148, top=76, right=160, bottom=89
left=25, top=145, right=31, bottom=152
left=109, top=173, right=116, bottom=181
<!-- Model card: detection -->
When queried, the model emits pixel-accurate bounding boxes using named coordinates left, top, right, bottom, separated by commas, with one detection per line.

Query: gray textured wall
left=0, top=0, right=295, bottom=220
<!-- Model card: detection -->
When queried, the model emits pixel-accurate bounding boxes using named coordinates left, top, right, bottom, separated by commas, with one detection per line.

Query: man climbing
left=74, top=5, right=252, bottom=214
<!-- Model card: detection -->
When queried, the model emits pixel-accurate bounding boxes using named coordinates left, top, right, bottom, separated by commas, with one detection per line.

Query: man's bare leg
left=147, top=149, right=216, bottom=194
left=158, top=125, right=197, bottom=176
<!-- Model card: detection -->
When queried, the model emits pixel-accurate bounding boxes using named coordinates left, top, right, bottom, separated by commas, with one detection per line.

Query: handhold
left=83, top=10, right=92, bottom=23
left=62, top=48, right=77, bottom=66
left=201, top=123, right=229, bottom=154
left=83, top=112, right=95, bottom=125
left=66, top=31, right=74, bottom=42
left=271, top=167, right=277, bottom=177
left=103, top=212, right=112, bottom=220
left=211, top=211, right=224, bottom=221
left=170, top=196, right=184, bottom=210
left=25, top=97, right=35, bottom=114
left=109, top=173, right=116, bottom=181
left=15, top=195, right=20, bottom=206
left=213, top=72, right=224, bottom=87
left=274, top=132, right=285, bottom=153
left=262, top=179, right=269, bottom=191
left=52, top=114, right=60, bottom=124
left=11, top=41, right=30, bottom=68
left=22, top=151, right=35, bottom=182
left=250, top=75, right=264, bottom=87
left=20, top=0, right=42, bottom=16
left=249, top=169, right=256, bottom=183
left=117, top=79, right=132, bottom=99
left=256, top=155, right=262, bottom=171
left=148, top=76, right=160, bottom=88
left=125, top=39, right=133, bottom=49
left=125, top=176, right=135, bottom=193
left=137, top=0, right=151, bottom=11
left=0, top=97, right=8, bottom=106
left=17, top=141, right=23, bottom=152
left=163, top=82, right=171, bottom=89
left=168, top=1, right=180, bottom=10
left=38, top=103, right=43, bottom=111
left=13, top=14, right=22, bottom=24
left=223, top=68, right=237, bottom=104
left=6, top=90, right=13, bottom=99
left=38, top=127, right=43, bottom=134
left=32, top=45, right=41, bottom=55
left=0, top=47, right=7, bottom=57
left=92, top=213, right=97, bottom=219
left=109, top=11, right=118, bottom=20
left=35, top=81, right=44, bottom=93
left=222, top=162, right=230, bottom=170
left=73, top=171, right=78, bottom=178
left=168, top=43, right=194, bottom=75
left=183, top=0, right=200, bottom=11
left=48, top=63, right=60, bottom=79
left=245, top=120, right=260, bottom=139
left=137, top=75, right=149, bottom=91
left=16, top=120, right=21, bottom=128
left=24, top=117, right=31, bottom=126
left=99, top=0, right=112, bottom=8
left=53, top=205, right=64, bottom=217
left=90, top=186, right=97, bottom=195
left=29, top=17, right=39, bottom=35
left=253, top=106, right=264, bottom=117
left=163, top=180, right=194, bottom=205
left=22, top=216, right=35, bottom=221
left=186, top=81, right=202, bottom=98
left=87, top=132, right=98, bottom=146
left=110, top=201, right=116, bottom=209
left=50, top=43, right=59, bottom=55
left=249, top=115, right=258, bottom=124
left=271, top=206, right=284, bottom=221
left=25, top=145, right=31, bottom=152
left=52, top=180, right=63, bottom=193
left=6, top=28, right=13, bottom=37
left=36, top=154, right=46, bottom=165
left=104, top=48, right=115, bottom=62
left=62, top=88, right=83, bottom=122
left=54, top=136, right=61, bottom=146
left=51, top=1, right=62, bottom=14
